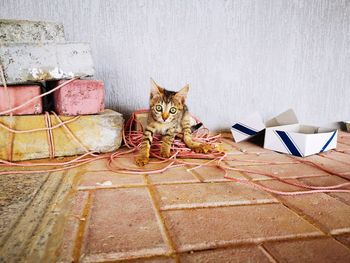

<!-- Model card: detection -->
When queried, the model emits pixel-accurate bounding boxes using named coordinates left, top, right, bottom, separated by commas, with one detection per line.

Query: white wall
left=1, top=0, right=349, bottom=130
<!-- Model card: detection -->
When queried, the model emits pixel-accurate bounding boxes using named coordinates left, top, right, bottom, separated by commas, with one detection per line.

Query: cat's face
left=149, top=79, right=189, bottom=123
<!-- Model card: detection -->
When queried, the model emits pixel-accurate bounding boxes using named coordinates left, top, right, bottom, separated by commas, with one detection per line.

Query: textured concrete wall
left=1, top=0, right=349, bottom=130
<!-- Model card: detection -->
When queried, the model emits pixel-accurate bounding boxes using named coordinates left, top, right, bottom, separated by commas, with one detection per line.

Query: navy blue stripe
left=320, top=131, right=337, bottom=152
left=275, top=131, right=303, bottom=157
left=231, top=123, right=258, bottom=136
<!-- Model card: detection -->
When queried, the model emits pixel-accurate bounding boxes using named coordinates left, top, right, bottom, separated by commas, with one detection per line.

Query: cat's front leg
left=135, top=125, right=156, bottom=166
left=182, top=118, right=211, bottom=154
left=160, top=128, right=176, bottom=158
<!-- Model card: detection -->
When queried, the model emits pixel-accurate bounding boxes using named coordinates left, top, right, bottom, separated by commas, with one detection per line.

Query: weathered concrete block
left=0, top=110, right=123, bottom=161
left=53, top=79, right=104, bottom=115
left=0, top=85, right=43, bottom=115
left=0, top=43, right=95, bottom=85
left=0, top=19, right=65, bottom=44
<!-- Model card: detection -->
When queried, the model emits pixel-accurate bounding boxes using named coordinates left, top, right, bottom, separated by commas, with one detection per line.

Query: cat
left=135, top=79, right=211, bottom=166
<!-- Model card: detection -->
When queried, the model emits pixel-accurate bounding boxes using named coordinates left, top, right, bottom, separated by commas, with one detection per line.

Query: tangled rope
left=1, top=63, right=350, bottom=195
left=106, top=110, right=350, bottom=195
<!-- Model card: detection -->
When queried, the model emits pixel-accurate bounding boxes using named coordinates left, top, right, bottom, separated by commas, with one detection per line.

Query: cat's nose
left=162, top=112, right=169, bottom=121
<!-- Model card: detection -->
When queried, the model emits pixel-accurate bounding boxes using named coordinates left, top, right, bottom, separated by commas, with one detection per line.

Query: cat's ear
left=175, top=84, right=189, bottom=103
left=150, top=78, right=163, bottom=98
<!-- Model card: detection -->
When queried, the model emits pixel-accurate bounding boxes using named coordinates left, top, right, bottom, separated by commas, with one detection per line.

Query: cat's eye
left=155, top=105, right=162, bottom=112
left=169, top=107, right=177, bottom=114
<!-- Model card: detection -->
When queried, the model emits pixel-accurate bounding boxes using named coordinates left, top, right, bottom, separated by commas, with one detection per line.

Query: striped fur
left=135, top=79, right=211, bottom=166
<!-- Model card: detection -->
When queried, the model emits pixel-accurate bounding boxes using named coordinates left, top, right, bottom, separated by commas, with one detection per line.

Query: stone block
left=53, top=79, right=104, bottom=115
left=0, top=85, right=42, bottom=115
left=0, top=109, right=123, bottom=161
left=0, top=19, right=65, bottom=44
left=0, top=43, right=95, bottom=85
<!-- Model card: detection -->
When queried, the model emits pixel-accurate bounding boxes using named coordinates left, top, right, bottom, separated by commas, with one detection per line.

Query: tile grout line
left=77, top=184, right=146, bottom=191
left=236, top=172, right=331, bottom=239
left=144, top=175, right=180, bottom=263
left=221, top=138, right=271, bottom=154
left=159, top=200, right=279, bottom=211
left=248, top=174, right=338, bottom=182
left=186, top=166, right=204, bottom=182
left=173, top=232, right=323, bottom=254
left=258, top=244, right=279, bottom=263
left=314, top=151, right=350, bottom=206
left=234, top=156, right=350, bottom=240
left=331, top=234, right=350, bottom=251
left=328, top=193, right=350, bottom=207
left=320, top=153, right=350, bottom=166
left=73, top=191, right=94, bottom=263
left=261, top=190, right=330, bottom=237
left=77, top=178, right=273, bottom=191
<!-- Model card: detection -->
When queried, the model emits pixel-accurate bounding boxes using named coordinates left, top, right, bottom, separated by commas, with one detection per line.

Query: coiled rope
left=1, top=64, right=350, bottom=195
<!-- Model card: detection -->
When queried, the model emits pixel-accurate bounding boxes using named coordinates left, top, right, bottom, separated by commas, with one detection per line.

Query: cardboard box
left=264, top=124, right=338, bottom=157
left=231, top=109, right=298, bottom=142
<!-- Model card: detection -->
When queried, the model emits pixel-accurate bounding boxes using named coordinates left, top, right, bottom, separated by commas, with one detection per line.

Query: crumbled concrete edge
left=0, top=42, right=95, bottom=85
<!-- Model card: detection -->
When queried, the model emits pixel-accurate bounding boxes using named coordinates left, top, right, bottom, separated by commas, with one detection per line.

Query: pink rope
left=108, top=110, right=350, bottom=195
left=1, top=63, right=349, bottom=196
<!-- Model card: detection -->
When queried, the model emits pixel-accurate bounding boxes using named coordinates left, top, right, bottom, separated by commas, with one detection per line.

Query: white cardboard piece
left=230, top=112, right=265, bottom=142
left=264, top=124, right=338, bottom=157
left=230, top=109, right=298, bottom=142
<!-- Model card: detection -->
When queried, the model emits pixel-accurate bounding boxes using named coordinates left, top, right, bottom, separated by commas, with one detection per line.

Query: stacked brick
left=0, top=19, right=123, bottom=161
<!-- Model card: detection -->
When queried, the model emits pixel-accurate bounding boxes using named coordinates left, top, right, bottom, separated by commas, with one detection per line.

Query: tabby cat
left=135, top=79, right=211, bottom=166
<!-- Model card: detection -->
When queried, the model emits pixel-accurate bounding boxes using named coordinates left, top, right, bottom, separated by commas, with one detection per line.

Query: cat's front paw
left=135, top=155, right=149, bottom=167
left=193, top=143, right=212, bottom=154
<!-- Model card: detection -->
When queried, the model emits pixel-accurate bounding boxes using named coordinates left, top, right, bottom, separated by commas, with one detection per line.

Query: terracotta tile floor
left=3, top=132, right=350, bottom=262
left=0, top=133, right=350, bottom=262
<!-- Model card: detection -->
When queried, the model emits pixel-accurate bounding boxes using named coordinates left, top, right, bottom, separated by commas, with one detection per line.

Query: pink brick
left=53, top=79, right=104, bottom=115
left=0, top=85, right=42, bottom=115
